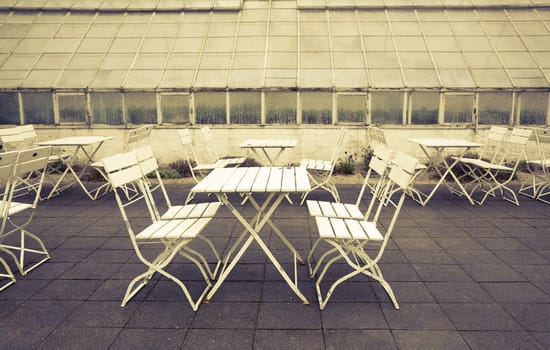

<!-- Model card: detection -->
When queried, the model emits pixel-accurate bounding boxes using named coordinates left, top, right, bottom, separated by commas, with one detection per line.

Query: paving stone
left=440, top=303, right=522, bottom=331
left=64, top=300, right=138, bottom=327
left=257, top=302, right=321, bottom=329
left=413, top=264, right=472, bottom=282
left=38, top=326, right=121, bottom=350
left=461, top=330, right=545, bottom=350
left=183, top=329, right=255, bottom=350
left=0, top=326, right=54, bottom=350
left=425, top=282, right=494, bottom=303
left=109, top=328, right=186, bottom=350
left=191, top=302, right=259, bottom=329
left=503, top=304, right=550, bottom=332
left=381, top=303, right=455, bottom=330
left=0, top=300, right=81, bottom=328
left=481, top=282, right=550, bottom=303
left=393, top=330, right=470, bottom=350
left=324, top=329, right=398, bottom=350
left=462, top=264, right=526, bottom=282
left=321, top=302, right=387, bottom=329
left=254, top=329, right=325, bottom=350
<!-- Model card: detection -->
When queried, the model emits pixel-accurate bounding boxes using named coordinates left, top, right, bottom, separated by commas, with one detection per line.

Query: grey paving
left=1, top=183, right=549, bottom=349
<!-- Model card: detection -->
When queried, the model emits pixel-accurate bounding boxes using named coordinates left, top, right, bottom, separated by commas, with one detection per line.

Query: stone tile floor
left=1, top=183, right=549, bottom=349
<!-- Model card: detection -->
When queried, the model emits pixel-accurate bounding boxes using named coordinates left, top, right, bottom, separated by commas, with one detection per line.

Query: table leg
left=247, top=195, right=304, bottom=264
left=205, top=192, right=309, bottom=304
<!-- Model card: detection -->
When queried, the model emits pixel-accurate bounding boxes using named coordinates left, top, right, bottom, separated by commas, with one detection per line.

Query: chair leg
left=0, top=255, right=16, bottom=292
left=1, top=227, right=50, bottom=276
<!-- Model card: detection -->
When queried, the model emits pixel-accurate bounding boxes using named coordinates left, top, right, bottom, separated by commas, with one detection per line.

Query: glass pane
left=195, top=92, right=226, bottom=124
left=0, top=92, right=20, bottom=124
left=161, top=94, right=190, bottom=124
left=371, top=92, right=402, bottom=125
left=230, top=91, right=261, bottom=124
left=58, top=94, right=87, bottom=123
left=478, top=92, right=511, bottom=125
left=266, top=92, right=297, bottom=124
left=337, top=94, right=366, bottom=123
left=91, top=92, right=123, bottom=125
left=520, top=92, right=547, bottom=125
left=411, top=92, right=439, bottom=124
left=22, top=92, right=54, bottom=124
left=445, top=94, right=474, bottom=123
left=302, top=91, right=332, bottom=124
left=125, top=92, right=157, bottom=124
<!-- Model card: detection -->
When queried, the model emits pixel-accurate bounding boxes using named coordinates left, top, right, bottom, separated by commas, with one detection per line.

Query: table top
left=38, top=136, right=114, bottom=147
left=239, top=139, right=298, bottom=148
left=409, top=138, right=482, bottom=148
left=191, top=166, right=310, bottom=194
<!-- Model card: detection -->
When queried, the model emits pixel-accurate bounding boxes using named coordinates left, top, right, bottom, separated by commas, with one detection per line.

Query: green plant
left=336, top=151, right=356, bottom=175
left=156, top=169, right=181, bottom=179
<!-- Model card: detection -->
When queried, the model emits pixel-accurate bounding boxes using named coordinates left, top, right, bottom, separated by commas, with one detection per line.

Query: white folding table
left=408, top=138, right=482, bottom=205
left=239, top=139, right=297, bottom=166
left=191, top=166, right=311, bottom=304
left=38, top=136, right=114, bottom=200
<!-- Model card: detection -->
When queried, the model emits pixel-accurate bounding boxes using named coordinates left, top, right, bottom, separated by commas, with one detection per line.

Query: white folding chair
left=101, top=151, right=218, bottom=311
left=300, top=127, right=347, bottom=205
left=450, top=126, right=508, bottom=193
left=307, top=151, right=418, bottom=310
left=16, top=125, right=71, bottom=199
left=519, top=128, right=550, bottom=204
left=455, top=127, right=533, bottom=205
left=200, top=126, right=245, bottom=167
left=134, top=146, right=221, bottom=278
left=0, top=151, right=18, bottom=291
left=306, top=143, right=394, bottom=220
left=124, top=125, right=154, bottom=152
left=0, top=146, right=51, bottom=276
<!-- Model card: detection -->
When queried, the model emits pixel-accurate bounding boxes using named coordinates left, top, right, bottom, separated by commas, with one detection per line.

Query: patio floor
left=1, top=182, right=550, bottom=350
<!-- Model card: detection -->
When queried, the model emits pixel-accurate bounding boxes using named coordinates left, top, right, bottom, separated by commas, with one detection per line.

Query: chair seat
left=8, top=201, right=32, bottom=216
left=306, top=200, right=363, bottom=219
left=219, top=157, right=246, bottom=166
left=315, top=216, right=383, bottom=241
left=136, top=217, right=211, bottom=241
left=161, top=202, right=221, bottom=220
left=301, top=159, right=332, bottom=171
left=458, top=158, right=513, bottom=172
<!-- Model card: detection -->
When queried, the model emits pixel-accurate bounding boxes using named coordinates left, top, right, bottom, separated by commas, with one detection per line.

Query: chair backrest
left=356, top=143, right=393, bottom=206
left=533, top=128, right=550, bottom=174
left=133, top=145, right=172, bottom=220
left=200, top=126, right=218, bottom=162
left=16, top=125, right=38, bottom=148
left=479, top=126, right=508, bottom=162
left=367, top=126, right=388, bottom=147
left=177, top=129, right=203, bottom=182
left=125, top=125, right=153, bottom=152
left=0, top=134, right=26, bottom=152
left=0, top=127, right=21, bottom=152
left=330, top=128, right=348, bottom=168
left=501, top=127, right=532, bottom=165
left=0, top=151, right=18, bottom=189
left=365, top=151, right=418, bottom=261
left=10, top=146, right=51, bottom=207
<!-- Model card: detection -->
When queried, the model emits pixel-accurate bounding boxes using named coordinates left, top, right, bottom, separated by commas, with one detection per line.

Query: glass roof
left=0, top=1, right=549, bottom=90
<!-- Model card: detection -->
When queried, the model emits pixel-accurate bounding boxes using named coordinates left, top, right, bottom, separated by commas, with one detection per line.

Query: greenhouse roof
left=0, top=0, right=549, bottom=90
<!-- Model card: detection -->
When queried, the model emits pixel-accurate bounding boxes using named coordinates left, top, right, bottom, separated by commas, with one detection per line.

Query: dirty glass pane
left=337, top=94, right=366, bottom=123
left=58, top=94, right=87, bottom=123
left=161, top=94, right=190, bottom=124
left=266, top=92, right=297, bottom=124
left=0, top=92, right=20, bottom=124
left=372, top=92, right=403, bottom=125
left=302, top=91, right=332, bottom=124
left=91, top=92, right=123, bottom=125
left=411, top=92, right=439, bottom=124
left=478, top=92, right=511, bottom=125
left=125, top=92, right=157, bottom=124
left=22, top=92, right=54, bottom=124
left=195, top=92, right=226, bottom=124
left=520, top=92, right=547, bottom=125
left=230, top=91, right=260, bottom=124
left=445, top=94, right=474, bottom=124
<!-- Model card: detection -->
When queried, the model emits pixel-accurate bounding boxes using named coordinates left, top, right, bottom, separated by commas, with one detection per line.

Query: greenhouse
left=0, top=0, right=549, bottom=129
